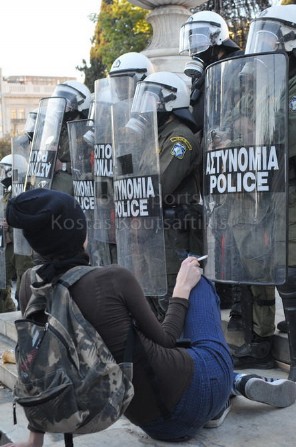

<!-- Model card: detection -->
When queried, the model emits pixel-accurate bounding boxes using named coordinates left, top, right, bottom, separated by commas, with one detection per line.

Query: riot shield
left=67, top=118, right=100, bottom=265
left=112, top=77, right=167, bottom=296
left=91, top=78, right=117, bottom=266
left=0, top=184, right=6, bottom=289
left=203, top=52, right=288, bottom=285
left=25, top=97, right=66, bottom=190
left=11, top=136, right=32, bottom=256
left=93, top=78, right=115, bottom=244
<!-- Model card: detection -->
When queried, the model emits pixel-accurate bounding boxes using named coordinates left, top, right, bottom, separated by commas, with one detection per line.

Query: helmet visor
left=110, top=74, right=137, bottom=101
left=131, top=81, right=177, bottom=114
left=51, top=85, right=87, bottom=112
left=180, top=21, right=221, bottom=56
left=131, top=83, right=159, bottom=114
left=246, top=20, right=284, bottom=53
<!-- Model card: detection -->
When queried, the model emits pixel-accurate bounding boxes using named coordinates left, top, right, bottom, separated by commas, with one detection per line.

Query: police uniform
left=198, top=52, right=277, bottom=367
left=249, top=64, right=296, bottom=354
left=190, top=48, right=256, bottom=316
left=273, top=63, right=296, bottom=379
left=287, top=72, right=296, bottom=267
left=248, top=69, right=296, bottom=345
left=154, top=115, right=202, bottom=312
left=0, top=190, right=34, bottom=312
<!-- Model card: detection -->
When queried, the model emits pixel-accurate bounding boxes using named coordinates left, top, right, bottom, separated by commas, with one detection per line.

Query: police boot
left=227, top=284, right=243, bottom=331
left=277, top=267, right=296, bottom=381
left=240, top=285, right=254, bottom=345
left=215, top=283, right=234, bottom=310
left=277, top=319, right=288, bottom=333
left=231, top=286, right=275, bottom=369
left=230, top=333, right=275, bottom=369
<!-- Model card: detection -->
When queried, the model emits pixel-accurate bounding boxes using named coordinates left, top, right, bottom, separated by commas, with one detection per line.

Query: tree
left=80, top=0, right=275, bottom=90
left=0, top=137, right=11, bottom=159
left=77, top=57, right=107, bottom=93
left=79, top=0, right=152, bottom=89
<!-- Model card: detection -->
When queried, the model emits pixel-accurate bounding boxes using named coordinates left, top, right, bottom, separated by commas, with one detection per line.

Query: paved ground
left=1, top=367, right=296, bottom=447
left=1, top=287, right=296, bottom=446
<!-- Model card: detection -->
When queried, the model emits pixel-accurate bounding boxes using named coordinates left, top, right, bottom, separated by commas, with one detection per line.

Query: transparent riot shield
left=92, top=78, right=116, bottom=265
left=25, top=97, right=66, bottom=190
left=112, top=77, right=167, bottom=296
left=0, top=184, right=6, bottom=289
left=11, top=136, right=32, bottom=255
left=203, top=52, right=288, bottom=285
left=67, top=118, right=100, bottom=266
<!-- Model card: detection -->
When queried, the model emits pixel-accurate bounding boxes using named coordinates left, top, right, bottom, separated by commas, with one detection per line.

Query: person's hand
left=173, top=256, right=202, bottom=300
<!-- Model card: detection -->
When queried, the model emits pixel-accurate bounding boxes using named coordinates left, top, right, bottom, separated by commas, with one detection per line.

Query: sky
left=0, top=0, right=101, bottom=80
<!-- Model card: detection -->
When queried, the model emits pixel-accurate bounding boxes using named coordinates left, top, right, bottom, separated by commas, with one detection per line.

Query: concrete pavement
left=1, top=367, right=295, bottom=447
left=1, top=293, right=296, bottom=446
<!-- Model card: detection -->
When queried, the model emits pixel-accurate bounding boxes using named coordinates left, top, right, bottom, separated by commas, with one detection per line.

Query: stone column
left=128, top=0, right=204, bottom=75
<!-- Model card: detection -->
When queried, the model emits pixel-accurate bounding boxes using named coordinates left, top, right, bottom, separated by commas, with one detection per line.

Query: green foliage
left=0, top=137, right=11, bottom=159
left=81, top=0, right=152, bottom=86
left=76, top=58, right=106, bottom=93
left=80, top=0, right=272, bottom=89
left=96, top=0, right=152, bottom=70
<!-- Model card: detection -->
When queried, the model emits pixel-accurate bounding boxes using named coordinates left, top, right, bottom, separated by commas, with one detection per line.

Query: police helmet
left=52, top=81, right=91, bottom=115
left=179, top=10, right=239, bottom=57
left=246, top=5, right=296, bottom=54
left=109, top=52, right=155, bottom=100
left=131, top=71, right=191, bottom=114
left=0, top=154, right=28, bottom=187
left=129, top=71, right=197, bottom=132
left=109, top=52, right=154, bottom=81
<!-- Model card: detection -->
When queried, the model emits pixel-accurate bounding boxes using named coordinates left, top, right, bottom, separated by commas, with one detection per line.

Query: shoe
left=204, top=399, right=232, bottom=428
left=227, top=314, right=243, bottom=332
left=245, top=377, right=296, bottom=408
left=231, top=341, right=275, bottom=369
left=277, top=320, right=288, bottom=333
left=232, top=353, right=275, bottom=369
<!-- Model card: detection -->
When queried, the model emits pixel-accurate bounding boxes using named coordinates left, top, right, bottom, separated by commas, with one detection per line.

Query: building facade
left=0, top=68, right=75, bottom=139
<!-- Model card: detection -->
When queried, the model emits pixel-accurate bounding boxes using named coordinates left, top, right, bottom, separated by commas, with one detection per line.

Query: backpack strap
left=124, top=324, right=136, bottom=363
left=64, top=433, right=73, bottom=447
left=24, top=266, right=98, bottom=318
left=59, top=266, right=134, bottom=447
left=58, top=266, right=98, bottom=288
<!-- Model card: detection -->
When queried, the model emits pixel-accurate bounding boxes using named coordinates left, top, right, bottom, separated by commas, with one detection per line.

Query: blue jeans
left=140, top=276, right=234, bottom=441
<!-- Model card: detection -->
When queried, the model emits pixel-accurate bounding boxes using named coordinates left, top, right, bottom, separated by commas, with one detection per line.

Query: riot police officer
left=50, top=80, right=92, bottom=195
left=179, top=10, right=277, bottom=369
left=125, top=71, right=203, bottom=318
left=91, top=52, right=156, bottom=267
left=242, top=3, right=296, bottom=380
left=179, top=10, right=242, bottom=132
left=0, top=154, right=34, bottom=312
